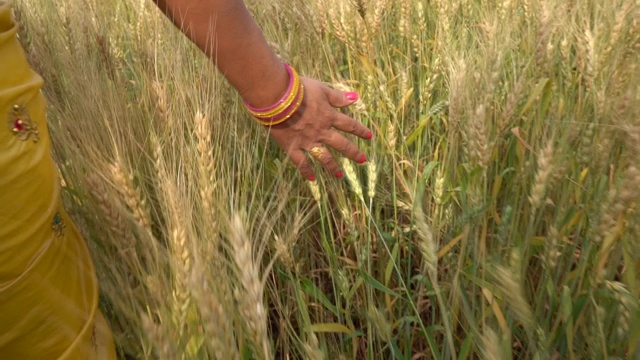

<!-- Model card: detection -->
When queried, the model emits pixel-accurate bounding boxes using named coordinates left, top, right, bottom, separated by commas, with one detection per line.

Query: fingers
left=333, top=113, right=372, bottom=140
left=322, top=132, right=366, bottom=165
left=270, top=78, right=373, bottom=181
left=309, top=146, right=343, bottom=178
left=289, top=150, right=316, bottom=181
left=326, top=86, right=359, bottom=109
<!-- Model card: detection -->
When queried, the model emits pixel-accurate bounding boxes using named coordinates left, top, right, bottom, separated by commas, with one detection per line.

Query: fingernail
left=359, top=155, right=367, bottom=164
left=345, top=92, right=359, bottom=101
left=309, top=175, right=316, bottom=182
left=336, top=171, right=344, bottom=179
left=365, top=132, right=373, bottom=140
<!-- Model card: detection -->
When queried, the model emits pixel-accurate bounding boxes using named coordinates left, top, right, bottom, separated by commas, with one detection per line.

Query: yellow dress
left=0, top=2, right=116, bottom=358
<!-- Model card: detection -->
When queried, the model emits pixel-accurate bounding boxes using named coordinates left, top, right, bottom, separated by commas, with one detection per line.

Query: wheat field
left=14, top=0, right=640, bottom=358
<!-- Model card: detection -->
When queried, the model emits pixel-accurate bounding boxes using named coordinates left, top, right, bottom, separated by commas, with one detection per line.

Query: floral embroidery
left=8, top=104, right=39, bottom=142
left=52, top=212, right=65, bottom=237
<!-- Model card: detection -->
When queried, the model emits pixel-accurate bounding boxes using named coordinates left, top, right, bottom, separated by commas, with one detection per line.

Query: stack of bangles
left=243, top=63, right=305, bottom=126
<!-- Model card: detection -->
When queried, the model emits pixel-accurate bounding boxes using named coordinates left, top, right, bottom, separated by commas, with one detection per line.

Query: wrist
left=240, top=62, right=289, bottom=109
left=243, top=64, right=305, bottom=127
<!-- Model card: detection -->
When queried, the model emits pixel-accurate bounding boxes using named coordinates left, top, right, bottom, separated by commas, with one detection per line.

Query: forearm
left=152, top=0, right=288, bottom=107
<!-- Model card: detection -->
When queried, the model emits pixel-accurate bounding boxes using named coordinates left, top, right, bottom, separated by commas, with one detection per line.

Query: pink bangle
left=254, top=82, right=305, bottom=126
left=243, top=63, right=295, bottom=112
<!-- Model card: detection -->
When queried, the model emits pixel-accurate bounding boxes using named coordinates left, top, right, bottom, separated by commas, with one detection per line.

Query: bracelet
left=243, top=63, right=296, bottom=113
left=248, top=75, right=301, bottom=118
left=254, top=82, right=305, bottom=126
left=243, top=63, right=305, bottom=126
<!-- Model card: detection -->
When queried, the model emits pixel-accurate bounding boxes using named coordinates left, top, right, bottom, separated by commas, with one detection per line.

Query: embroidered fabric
left=0, top=2, right=116, bottom=358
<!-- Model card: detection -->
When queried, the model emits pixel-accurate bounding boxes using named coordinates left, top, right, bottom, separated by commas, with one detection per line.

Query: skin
left=152, top=0, right=372, bottom=180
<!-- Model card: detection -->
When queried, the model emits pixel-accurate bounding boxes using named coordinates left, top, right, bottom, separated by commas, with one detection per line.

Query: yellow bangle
left=248, top=73, right=301, bottom=118
left=244, top=64, right=300, bottom=117
left=260, top=82, right=305, bottom=126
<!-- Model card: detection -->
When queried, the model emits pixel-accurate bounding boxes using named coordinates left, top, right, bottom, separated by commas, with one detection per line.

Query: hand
left=267, top=77, right=372, bottom=181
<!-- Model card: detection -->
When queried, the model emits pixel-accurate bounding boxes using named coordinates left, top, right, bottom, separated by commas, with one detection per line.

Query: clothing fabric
left=0, top=1, right=116, bottom=358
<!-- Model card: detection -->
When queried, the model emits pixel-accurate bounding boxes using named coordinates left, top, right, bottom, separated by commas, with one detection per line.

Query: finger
left=309, top=146, right=343, bottom=178
left=326, top=87, right=359, bottom=109
left=333, top=113, right=373, bottom=140
left=289, top=150, right=316, bottom=181
left=323, top=132, right=367, bottom=165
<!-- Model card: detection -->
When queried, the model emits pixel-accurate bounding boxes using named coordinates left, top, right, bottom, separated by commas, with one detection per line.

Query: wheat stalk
left=307, top=180, right=322, bottom=203
left=141, top=313, right=176, bottom=360
left=605, top=281, right=637, bottom=339
left=195, top=110, right=216, bottom=223
left=369, top=0, right=391, bottom=37
left=535, top=3, right=553, bottom=70
left=414, top=203, right=437, bottom=279
left=480, top=327, right=507, bottom=360
left=467, top=104, right=490, bottom=169
left=529, top=138, right=554, bottom=209
left=152, top=80, right=168, bottom=124
left=399, top=1, right=411, bottom=39
left=189, top=264, right=239, bottom=360
left=86, top=173, right=136, bottom=251
left=342, top=158, right=364, bottom=200
left=367, top=305, right=392, bottom=342
left=170, top=225, right=192, bottom=332
left=545, top=226, right=562, bottom=270
left=109, top=159, right=152, bottom=233
left=303, top=333, right=324, bottom=360
left=367, top=160, right=377, bottom=200
left=229, top=214, right=270, bottom=357
left=492, top=257, right=535, bottom=336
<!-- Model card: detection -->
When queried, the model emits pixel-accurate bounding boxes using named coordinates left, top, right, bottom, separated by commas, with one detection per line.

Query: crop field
left=15, top=0, right=640, bottom=358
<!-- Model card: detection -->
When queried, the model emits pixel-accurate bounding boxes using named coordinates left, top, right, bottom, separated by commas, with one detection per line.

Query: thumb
left=327, top=88, right=359, bottom=108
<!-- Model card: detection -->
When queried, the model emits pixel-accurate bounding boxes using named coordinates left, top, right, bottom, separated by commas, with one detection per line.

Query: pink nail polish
left=345, top=92, right=359, bottom=101
left=359, top=155, right=366, bottom=164
left=365, top=132, right=373, bottom=140
left=309, top=175, right=316, bottom=182
left=336, top=171, right=344, bottom=179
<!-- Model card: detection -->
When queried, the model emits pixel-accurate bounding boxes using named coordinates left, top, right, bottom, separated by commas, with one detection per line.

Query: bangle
left=243, top=63, right=295, bottom=112
left=254, top=82, right=305, bottom=126
left=243, top=63, right=304, bottom=126
left=248, top=75, right=301, bottom=118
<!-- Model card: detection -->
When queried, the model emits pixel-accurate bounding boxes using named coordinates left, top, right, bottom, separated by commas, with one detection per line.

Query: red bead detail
left=13, top=118, right=24, bottom=131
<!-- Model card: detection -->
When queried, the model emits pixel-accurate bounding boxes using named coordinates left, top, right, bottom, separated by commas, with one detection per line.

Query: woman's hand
left=267, top=77, right=372, bottom=181
left=152, top=1, right=370, bottom=181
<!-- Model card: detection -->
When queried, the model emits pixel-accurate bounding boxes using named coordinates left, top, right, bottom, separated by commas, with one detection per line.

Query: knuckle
left=296, top=160, right=307, bottom=169
left=348, top=120, right=358, bottom=133
left=318, top=132, right=332, bottom=143
left=359, top=125, right=369, bottom=136
left=295, top=157, right=309, bottom=169
left=300, top=167, right=312, bottom=177
left=320, top=157, right=331, bottom=167
left=339, top=138, right=351, bottom=153
left=320, top=154, right=333, bottom=166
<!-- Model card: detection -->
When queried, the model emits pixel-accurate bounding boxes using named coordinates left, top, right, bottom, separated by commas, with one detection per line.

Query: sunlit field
left=15, top=0, right=640, bottom=358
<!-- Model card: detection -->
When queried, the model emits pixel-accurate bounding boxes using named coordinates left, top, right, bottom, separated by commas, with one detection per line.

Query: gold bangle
left=261, top=82, right=305, bottom=126
left=247, top=67, right=301, bottom=118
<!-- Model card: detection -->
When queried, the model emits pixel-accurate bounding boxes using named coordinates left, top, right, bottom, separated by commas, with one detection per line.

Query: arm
left=153, top=0, right=372, bottom=180
left=152, top=0, right=287, bottom=108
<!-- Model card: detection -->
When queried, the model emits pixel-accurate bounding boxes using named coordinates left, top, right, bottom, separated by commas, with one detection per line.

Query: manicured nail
left=309, top=175, right=316, bottom=182
left=345, top=92, right=359, bottom=101
left=365, top=132, right=373, bottom=140
left=336, top=171, right=344, bottom=179
left=359, top=155, right=367, bottom=164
